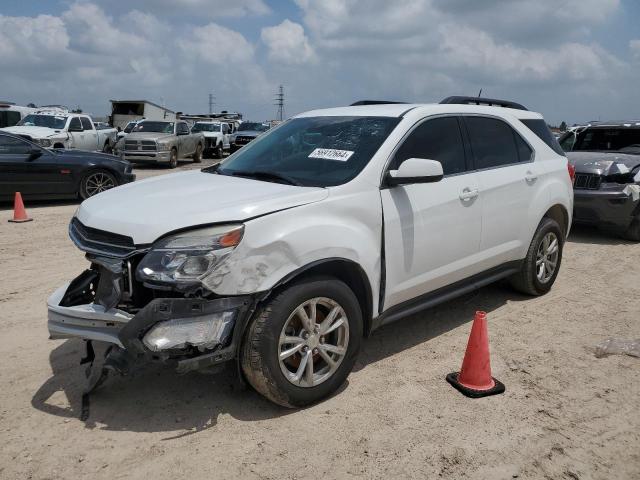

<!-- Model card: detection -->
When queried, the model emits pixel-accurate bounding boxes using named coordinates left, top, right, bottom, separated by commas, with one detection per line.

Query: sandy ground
left=0, top=161, right=639, bottom=479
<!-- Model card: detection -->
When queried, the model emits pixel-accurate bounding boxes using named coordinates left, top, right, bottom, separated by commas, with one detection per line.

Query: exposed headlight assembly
left=37, top=138, right=52, bottom=147
left=157, top=143, right=170, bottom=151
left=136, top=225, right=243, bottom=289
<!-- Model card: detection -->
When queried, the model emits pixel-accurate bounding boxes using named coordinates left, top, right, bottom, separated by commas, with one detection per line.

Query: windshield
left=214, top=116, right=400, bottom=187
left=192, top=123, right=220, bottom=132
left=18, top=114, right=67, bottom=129
left=561, top=127, right=640, bottom=153
left=238, top=122, right=269, bottom=132
left=133, top=121, right=174, bottom=133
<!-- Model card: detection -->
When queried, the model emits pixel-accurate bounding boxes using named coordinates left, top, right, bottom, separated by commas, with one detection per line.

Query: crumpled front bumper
left=573, top=183, right=640, bottom=232
left=47, top=283, right=254, bottom=373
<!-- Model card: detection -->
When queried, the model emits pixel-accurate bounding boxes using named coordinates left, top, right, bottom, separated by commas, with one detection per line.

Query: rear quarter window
left=521, top=119, right=565, bottom=156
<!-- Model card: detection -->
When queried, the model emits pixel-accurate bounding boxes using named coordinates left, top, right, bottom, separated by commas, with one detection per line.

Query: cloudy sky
left=1, top=0, right=638, bottom=124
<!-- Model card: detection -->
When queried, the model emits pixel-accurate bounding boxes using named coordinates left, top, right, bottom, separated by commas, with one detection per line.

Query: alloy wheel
left=84, top=172, right=115, bottom=197
left=278, top=297, right=349, bottom=388
left=536, top=232, right=559, bottom=283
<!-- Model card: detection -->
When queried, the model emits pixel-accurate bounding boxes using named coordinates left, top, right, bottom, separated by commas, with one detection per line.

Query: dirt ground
left=1, top=160, right=639, bottom=480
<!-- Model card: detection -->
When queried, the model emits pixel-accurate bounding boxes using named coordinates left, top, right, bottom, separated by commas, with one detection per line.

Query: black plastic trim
left=440, top=96, right=528, bottom=111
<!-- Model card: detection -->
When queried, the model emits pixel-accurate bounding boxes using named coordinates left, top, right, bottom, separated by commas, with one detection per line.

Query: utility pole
left=274, top=85, right=285, bottom=121
left=208, top=93, right=216, bottom=115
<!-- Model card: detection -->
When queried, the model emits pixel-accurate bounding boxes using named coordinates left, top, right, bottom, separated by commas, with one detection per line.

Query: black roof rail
left=440, top=96, right=528, bottom=111
left=350, top=100, right=407, bottom=106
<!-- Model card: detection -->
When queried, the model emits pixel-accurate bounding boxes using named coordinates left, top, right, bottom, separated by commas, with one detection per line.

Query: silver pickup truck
left=119, top=120, right=204, bottom=168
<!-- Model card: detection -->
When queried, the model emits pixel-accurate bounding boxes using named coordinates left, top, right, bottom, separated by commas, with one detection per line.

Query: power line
left=274, top=85, right=284, bottom=121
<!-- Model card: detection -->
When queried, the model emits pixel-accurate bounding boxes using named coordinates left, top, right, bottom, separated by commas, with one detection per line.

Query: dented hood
left=76, top=170, right=328, bottom=244
left=567, top=151, right=640, bottom=176
left=2, top=126, right=67, bottom=139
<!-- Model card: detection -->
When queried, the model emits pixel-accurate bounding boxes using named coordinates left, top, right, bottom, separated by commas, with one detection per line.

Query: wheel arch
left=542, top=204, right=569, bottom=238
left=263, top=258, right=374, bottom=337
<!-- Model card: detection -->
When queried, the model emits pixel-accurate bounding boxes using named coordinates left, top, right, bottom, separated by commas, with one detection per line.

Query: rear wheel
left=241, top=277, right=362, bottom=408
left=168, top=148, right=178, bottom=169
left=193, top=143, right=203, bottom=163
left=623, top=215, right=640, bottom=241
left=80, top=170, right=118, bottom=199
left=509, top=217, right=563, bottom=295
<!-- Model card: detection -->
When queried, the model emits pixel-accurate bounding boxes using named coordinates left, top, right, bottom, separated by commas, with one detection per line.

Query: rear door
left=462, top=115, right=536, bottom=267
left=381, top=116, right=483, bottom=309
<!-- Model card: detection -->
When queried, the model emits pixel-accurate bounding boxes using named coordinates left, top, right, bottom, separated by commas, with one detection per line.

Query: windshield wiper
left=227, top=170, right=302, bottom=186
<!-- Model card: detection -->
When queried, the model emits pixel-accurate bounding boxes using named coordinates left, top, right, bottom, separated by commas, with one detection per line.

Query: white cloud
left=631, top=39, right=640, bottom=60
left=0, top=14, right=69, bottom=66
left=86, top=0, right=270, bottom=18
left=261, top=20, right=316, bottom=64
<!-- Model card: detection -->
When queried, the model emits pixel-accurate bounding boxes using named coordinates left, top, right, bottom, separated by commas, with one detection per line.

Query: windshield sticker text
left=308, top=148, right=354, bottom=162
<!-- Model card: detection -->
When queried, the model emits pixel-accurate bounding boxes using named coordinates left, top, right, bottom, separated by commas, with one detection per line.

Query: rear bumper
left=573, top=184, right=640, bottom=232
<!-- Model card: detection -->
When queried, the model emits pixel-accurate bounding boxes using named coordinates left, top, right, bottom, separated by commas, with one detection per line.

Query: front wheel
left=80, top=170, right=118, bottom=199
left=509, top=217, right=564, bottom=295
left=214, top=143, right=223, bottom=159
left=241, top=277, right=362, bottom=408
left=193, top=143, right=203, bottom=163
left=168, top=148, right=178, bottom=168
left=623, top=215, right=640, bottom=241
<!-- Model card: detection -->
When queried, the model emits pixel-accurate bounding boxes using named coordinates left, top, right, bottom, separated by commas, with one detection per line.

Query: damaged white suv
left=48, top=97, right=573, bottom=407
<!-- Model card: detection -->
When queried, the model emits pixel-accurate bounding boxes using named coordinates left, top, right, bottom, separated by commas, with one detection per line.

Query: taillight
left=567, top=163, right=576, bottom=185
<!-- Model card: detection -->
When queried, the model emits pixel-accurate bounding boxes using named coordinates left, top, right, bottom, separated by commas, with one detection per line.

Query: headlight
left=143, top=311, right=235, bottom=352
left=136, top=225, right=244, bottom=288
left=37, top=138, right=52, bottom=147
left=157, top=143, right=170, bottom=151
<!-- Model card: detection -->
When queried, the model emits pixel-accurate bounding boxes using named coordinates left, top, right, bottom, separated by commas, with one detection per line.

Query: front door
left=381, top=116, right=483, bottom=310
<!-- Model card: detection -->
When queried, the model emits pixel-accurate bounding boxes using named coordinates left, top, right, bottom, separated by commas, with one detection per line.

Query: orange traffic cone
left=446, top=311, right=505, bottom=398
left=8, top=192, right=33, bottom=223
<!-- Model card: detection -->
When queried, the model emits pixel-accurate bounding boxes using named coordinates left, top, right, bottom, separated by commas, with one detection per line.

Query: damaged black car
left=560, top=121, right=640, bottom=240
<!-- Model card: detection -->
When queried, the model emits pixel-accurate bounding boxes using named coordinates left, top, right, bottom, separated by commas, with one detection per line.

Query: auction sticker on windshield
left=309, top=148, right=354, bottom=161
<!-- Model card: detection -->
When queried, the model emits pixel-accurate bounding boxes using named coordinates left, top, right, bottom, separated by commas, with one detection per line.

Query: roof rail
left=350, top=100, right=407, bottom=106
left=440, top=96, right=528, bottom=111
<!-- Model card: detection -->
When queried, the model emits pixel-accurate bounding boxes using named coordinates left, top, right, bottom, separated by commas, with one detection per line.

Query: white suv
left=48, top=96, right=573, bottom=407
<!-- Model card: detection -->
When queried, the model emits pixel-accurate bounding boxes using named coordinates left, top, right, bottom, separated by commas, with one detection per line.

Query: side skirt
left=372, top=261, right=522, bottom=330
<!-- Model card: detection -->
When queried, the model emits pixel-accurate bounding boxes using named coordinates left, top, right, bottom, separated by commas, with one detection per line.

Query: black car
left=230, top=122, right=270, bottom=152
left=560, top=122, right=640, bottom=240
left=0, top=131, right=135, bottom=201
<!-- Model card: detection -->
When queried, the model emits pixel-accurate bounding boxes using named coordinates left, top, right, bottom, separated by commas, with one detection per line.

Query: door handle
left=459, top=188, right=479, bottom=201
left=525, top=171, right=538, bottom=183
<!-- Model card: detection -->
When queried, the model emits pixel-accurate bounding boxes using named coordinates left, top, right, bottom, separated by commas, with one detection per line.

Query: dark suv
left=560, top=122, right=640, bottom=240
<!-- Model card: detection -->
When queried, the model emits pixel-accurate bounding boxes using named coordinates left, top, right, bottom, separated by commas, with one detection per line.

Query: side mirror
left=385, top=158, right=444, bottom=187
left=28, top=148, right=43, bottom=161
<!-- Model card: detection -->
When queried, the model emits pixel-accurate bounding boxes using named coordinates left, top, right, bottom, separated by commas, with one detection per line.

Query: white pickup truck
left=2, top=111, right=118, bottom=152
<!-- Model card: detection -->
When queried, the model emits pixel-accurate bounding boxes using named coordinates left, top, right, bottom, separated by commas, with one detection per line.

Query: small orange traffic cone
left=8, top=192, right=33, bottom=223
left=446, top=311, right=505, bottom=398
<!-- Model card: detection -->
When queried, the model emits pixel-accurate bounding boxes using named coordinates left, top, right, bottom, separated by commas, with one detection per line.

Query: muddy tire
left=241, top=276, right=362, bottom=408
left=623, top=215, right=640, bottom=241
left=509, top=217, right=564, bottom=296
left=168, top=148, right=178, bottom=169
left=193, top=143, right=203, bottom=163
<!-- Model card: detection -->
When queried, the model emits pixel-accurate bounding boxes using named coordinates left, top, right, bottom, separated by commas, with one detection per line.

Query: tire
left=80, top=170, right=118, bottom=199
left=168, top=148, right=178, bottom=169
left=509, top=217, right=564, bottom=296
left=193, top=143, right=203, bottom=163
left=241, top=276, right=363, bottom=408
left=214, top=143, right=223, bottom=159
left=623, top=215, right=640, bottom=241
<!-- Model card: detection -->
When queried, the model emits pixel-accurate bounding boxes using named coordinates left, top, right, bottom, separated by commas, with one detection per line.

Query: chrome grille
left=124, top=140, right=157, bottom=151
left=574, top=173, right=602, bottom=190
left=69, top=218, right=137, bottom=258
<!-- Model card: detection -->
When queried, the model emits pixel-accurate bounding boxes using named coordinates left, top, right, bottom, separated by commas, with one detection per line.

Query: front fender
left=202, top=189, right=383, bottom=313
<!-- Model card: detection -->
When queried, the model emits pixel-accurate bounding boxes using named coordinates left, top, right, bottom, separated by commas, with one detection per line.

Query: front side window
left=464, top=117, right=521, bottom=169
left=390, top=116, right=467, bottom=175
left=133, top=121, right=175, bottom=133
left=213, top=116, right=400, bottom=187
left=178, top=123, right=189, bottom=134
left=69, top=117, right=82, bottom=131
left=0, top=135, right=31, bottom=155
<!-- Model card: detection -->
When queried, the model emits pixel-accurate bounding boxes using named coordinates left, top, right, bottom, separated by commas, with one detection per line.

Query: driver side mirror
left=27, top=148, right=43, bottom=161
left=385, top=158, right=444, bottom=187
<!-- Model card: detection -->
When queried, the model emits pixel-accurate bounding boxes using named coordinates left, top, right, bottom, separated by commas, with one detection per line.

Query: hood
left=2, top=126, right=67, bottom=139
left=200, top=131, right=221, bottom=137
left=76, top=170, right=328, bottom=244
left=54, top=148, right=129, bottom=166
left=124, top=132, right=174, bottom=141
left=567, top=151, right=640, bottom=176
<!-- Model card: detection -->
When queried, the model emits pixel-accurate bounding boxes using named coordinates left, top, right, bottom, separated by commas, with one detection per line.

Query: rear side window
left=80, top=117, right=94, bottom=130
left=391, top=116, right=467, bottom=175
left=521, top=119, right=564, bottom=156
left=464, top=117, right=521, bottom=169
